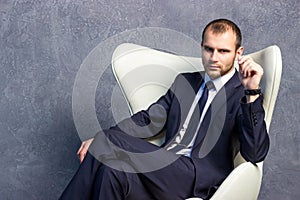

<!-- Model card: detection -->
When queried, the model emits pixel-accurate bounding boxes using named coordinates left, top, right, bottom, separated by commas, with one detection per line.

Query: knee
left=98, top=161, right=134, bottom=187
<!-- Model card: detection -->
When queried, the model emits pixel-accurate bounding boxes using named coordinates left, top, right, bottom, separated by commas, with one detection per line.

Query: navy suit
left=60, top=71, right=269, bottom=199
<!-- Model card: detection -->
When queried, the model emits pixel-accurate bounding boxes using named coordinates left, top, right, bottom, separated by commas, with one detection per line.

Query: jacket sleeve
left=107, top=74, right=179, bottom=139
left=238, top=94, right=270, bottom=163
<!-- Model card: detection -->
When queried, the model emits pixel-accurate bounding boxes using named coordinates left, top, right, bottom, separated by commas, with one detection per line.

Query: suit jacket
left=111, top=70, right=270, bottom=199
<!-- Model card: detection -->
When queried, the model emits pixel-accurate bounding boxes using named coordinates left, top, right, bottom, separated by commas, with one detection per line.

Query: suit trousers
left=59, top=129, right=197, bottom=200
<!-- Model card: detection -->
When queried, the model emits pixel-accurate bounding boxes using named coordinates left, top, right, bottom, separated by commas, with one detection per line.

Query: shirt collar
left=204, top=68, right=236, bottom=92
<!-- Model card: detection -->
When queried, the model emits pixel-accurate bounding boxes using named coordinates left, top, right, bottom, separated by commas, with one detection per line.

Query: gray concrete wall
left=0, top=0, right=299, bottom=199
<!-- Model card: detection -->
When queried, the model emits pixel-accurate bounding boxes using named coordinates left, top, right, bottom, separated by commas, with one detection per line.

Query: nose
left=211, top=50, right=219, bottom=61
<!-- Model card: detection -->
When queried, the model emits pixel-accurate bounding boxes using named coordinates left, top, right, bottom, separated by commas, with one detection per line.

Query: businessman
left=60, top=19, right=269, bottom=200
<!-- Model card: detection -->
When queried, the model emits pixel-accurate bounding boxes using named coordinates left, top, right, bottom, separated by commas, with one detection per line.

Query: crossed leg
left=60, top=129, right=196, bottom=200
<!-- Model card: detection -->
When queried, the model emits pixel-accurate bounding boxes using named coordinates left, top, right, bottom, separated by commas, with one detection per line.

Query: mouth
left=208, top=65, right=220, bottom=70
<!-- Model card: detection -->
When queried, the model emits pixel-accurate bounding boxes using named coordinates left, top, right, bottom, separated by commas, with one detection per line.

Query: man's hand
left=77, top=138, right=94, bottom=163
left=238, top=55, right=264, bottom=102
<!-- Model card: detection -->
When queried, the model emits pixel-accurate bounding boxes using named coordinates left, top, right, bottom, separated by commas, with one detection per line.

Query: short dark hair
left=201, top=19, right=242, bottom=50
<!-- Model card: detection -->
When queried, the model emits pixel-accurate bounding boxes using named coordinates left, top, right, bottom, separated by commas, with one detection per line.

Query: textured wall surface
left=0, top=0, right=299, bottom=199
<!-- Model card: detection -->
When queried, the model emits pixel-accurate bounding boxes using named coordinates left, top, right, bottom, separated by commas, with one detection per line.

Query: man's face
left=201, top=29, right=243, bottom=79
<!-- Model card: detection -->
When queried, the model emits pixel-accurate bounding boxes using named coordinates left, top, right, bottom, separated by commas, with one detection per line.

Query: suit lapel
left=191, top=71, right=242, bottom=158
left=210, top=71, right=242, bottom=118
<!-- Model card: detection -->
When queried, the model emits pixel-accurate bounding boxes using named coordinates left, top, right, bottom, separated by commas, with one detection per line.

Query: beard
left=204, top=63, right=235, bottom=80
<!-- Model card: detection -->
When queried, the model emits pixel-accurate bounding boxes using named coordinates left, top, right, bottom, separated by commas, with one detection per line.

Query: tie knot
left=205, top=81, right=215, bottom=90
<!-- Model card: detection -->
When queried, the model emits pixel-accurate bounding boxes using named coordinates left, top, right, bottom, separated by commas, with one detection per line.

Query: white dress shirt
left=176, top=69, right=236, bottom=157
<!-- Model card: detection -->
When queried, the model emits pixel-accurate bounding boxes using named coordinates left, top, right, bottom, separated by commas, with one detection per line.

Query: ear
left=235, top=46, right=244, bottom=59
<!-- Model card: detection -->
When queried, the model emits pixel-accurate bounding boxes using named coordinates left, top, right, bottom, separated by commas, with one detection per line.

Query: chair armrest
left=210, top=162, right=263, bottom=200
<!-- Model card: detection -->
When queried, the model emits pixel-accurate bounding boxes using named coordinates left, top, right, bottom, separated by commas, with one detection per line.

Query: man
left=60, top=19, right=269, bottom=199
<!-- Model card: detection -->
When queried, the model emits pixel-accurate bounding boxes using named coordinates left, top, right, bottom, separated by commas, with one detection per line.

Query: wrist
left=244, top=87, right=261, bottom=96
left=244, top=87, right=261, bottom=103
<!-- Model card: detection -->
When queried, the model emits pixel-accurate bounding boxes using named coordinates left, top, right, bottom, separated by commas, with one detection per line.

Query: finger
left=237, top=54, right=243, bottom=62
left=246, top=65, right=260, bottom=78
left=247, top=67, right=256, bottom=77
left=240, top=58, right=257, bottom=76
left=79, top=153, right=85, bottom=163
left=79, top=149, right=87, bottom=163
left=238, top=56, right=249, bottom=72
left=239, top=57, right=253, bottom=74
left=238, top=55, right=252, bottom=65
left=242, top=62, right=253, bottom=77
left=239, top=62, right=249, bottom=77
left=238, top=58, right=243, bottom=72
left=77, top=144, right=84, bottom=155
left=241, top=62, right=252, bottom=77
left=238, top=65, right=244, bottom=79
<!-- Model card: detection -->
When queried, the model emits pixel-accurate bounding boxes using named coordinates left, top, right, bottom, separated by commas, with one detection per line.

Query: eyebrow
left=203, top=44, right=232, bottom=52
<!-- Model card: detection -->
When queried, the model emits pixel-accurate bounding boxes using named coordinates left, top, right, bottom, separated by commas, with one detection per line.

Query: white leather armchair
left=111, top=43, right=282, bottom=200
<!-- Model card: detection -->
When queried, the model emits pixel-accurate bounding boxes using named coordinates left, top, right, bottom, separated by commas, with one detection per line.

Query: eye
left=219, top=49, right=230, bottom=53
left=204, top=46, right=213, bottom=52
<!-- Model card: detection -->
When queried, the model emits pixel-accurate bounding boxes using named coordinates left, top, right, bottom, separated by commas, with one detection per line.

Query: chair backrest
left=112, top=43, right=282, bottom=197
left=112, top=43, right=203, bottom=115
left=112, top=43, right=282, bottom=133
left=247, top=45, right=282, bottom=132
